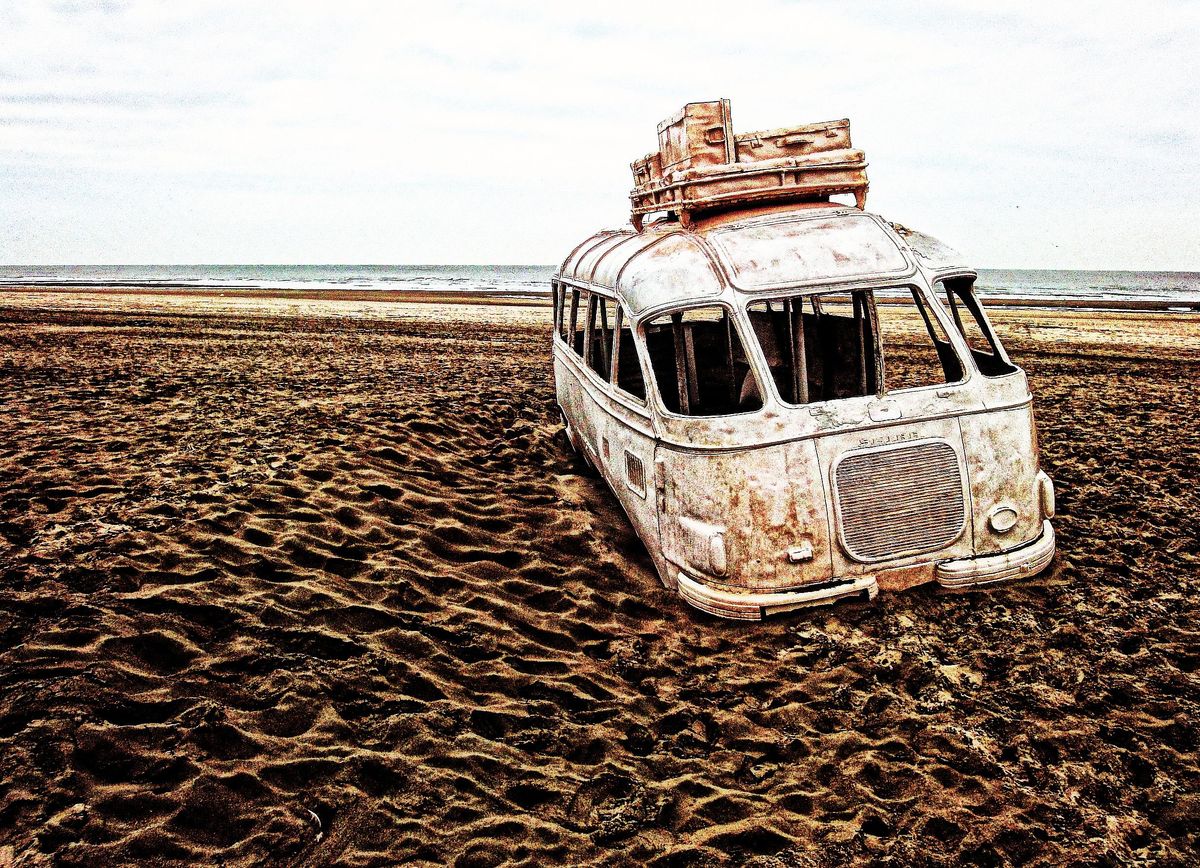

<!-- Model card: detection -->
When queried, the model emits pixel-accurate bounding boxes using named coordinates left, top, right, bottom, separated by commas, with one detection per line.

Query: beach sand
left=1, top=289, right=1198, bottom=866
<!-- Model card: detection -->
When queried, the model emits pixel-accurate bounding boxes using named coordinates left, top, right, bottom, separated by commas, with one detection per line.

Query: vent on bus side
left=625, top=452, right=646, bottom=496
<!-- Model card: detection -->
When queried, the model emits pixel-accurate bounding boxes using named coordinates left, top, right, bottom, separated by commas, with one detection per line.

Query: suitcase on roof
left=656, top=99, right=735, bottom=172
left=629, top=100, right=868, bottom=230
left=735, top=118, right=852, bottom=162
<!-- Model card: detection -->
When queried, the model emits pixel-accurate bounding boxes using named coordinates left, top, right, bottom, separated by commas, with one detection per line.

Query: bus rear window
left=643, top=306, right=762, bottom=417
left=746, top=292, right=877, bottom=404
left=937, top=277, right=1017, bottom=377
left=746, top=287, right=964, bottom=405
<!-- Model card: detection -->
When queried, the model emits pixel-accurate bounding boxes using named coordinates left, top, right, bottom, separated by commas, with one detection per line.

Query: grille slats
left=835, top=441, right=966, bottom=561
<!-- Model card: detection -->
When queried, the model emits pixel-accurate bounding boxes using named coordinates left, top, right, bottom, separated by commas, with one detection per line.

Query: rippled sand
left=0, top=290, right=1197, bottom=866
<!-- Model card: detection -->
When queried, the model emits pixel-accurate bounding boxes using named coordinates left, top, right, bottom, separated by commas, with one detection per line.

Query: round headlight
left=989, top=505, right=1019, bottom=534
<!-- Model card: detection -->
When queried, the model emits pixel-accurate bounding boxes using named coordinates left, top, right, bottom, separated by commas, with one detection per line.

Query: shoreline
left=1, top=283, right=1198, bottom=312
left=0, top=284, right=551, bottom=307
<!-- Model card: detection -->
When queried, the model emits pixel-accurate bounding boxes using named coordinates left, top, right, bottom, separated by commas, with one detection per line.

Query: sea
left=1, top=265, right=1198, bottom=309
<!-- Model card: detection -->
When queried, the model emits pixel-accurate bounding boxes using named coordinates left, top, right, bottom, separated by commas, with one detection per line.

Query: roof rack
left=629, top=99, right=868, bottom=231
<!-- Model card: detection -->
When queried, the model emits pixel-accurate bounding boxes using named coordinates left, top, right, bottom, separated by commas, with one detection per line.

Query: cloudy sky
left=2, top=1, right=1197, bottom=268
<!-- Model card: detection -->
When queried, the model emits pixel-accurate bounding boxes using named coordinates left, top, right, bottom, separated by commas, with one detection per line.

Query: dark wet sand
left=0, top=291, right=1198, bottom=866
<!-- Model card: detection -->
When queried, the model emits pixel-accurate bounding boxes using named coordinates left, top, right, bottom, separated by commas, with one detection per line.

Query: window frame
left=609, top=304, right=649, bottom=406
left=934, top=275, right=1018, bottom=378
left=568, top=288, right=584, bottom=356
left=878, top=285, right=970, bottom=395
left=586, top=294, right=615, bottom=380
left=637, top=300, right=767, bottom=420
left=552, top=281, right=650, bottom=411
left=742, top=283, right=972, bottom=410
left=551, top=280, right=562, bottom=338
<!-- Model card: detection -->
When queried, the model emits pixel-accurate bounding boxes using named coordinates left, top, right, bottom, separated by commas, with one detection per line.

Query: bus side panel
left=654, top=442, right=836, bottom=592
left=555, top=350, right=597, bottom=460
left=959, top=405, right=1042, bottom=555
left=596, top=401, right=664, bottom=587
left=556, top=348, right=666, bottom=587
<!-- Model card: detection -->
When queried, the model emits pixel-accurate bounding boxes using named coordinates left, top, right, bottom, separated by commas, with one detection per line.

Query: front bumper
left=935, top=520, right=1056, bottom=589
left=676, top=572, right=879, bottom=621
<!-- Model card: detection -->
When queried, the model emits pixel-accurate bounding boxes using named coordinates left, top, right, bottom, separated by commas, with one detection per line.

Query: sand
left=0, top=288, right=1198, bottom=866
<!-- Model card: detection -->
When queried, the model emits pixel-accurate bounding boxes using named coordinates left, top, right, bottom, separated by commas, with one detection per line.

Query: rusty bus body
left=551, top=102, right=1055, bottom=619
left=552, top=204, right=1056, bottom=619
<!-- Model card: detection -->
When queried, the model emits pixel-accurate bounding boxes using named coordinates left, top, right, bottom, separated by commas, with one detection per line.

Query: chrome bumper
left=676, top=572, right=878, bottom=621
left=936, top=520, right=1056, bottom=589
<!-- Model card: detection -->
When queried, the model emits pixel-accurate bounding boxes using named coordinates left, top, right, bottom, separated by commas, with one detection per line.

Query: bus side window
left=556, top=283, right=570, bottom=342
left=611, top=305, right=646, bottom=401
left=937, top=277, right=1017, bottom=377
left=588, top=296, right=615, bottom=379
left=569, top=289, right=585, bottom=357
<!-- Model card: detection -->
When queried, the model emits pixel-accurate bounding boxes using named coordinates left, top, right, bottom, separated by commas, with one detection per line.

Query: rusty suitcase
left=629, top=100, right=869, bottom=229
left=734, top=118, right=852, bottom=163
left=657, top=99, right=735, bottom=172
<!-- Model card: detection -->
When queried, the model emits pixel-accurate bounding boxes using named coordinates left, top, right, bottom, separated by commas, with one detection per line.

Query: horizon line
left=2, top=264, right=1199, bottom=274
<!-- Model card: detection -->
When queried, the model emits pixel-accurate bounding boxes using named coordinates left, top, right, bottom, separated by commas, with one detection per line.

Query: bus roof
left=555, top=204, right=970, bottom=316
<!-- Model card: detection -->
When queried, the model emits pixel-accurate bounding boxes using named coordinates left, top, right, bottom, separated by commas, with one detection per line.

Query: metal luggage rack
left=629, top=99, right=869, bottom=231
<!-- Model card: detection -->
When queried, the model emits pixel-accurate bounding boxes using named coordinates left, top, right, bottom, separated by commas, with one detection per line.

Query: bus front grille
left=834, top=441, right=966, bottom=562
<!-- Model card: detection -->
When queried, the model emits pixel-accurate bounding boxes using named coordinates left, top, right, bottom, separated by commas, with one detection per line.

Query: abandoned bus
left=551, top=103, right=1056, bottom=619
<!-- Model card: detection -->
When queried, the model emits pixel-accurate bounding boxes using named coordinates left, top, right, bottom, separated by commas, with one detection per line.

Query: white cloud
left=0, top=0, right=1197, bottom=266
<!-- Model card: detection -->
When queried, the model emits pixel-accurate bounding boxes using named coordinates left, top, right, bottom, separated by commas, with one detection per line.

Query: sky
left=1, top=0, right=1197, bottom=269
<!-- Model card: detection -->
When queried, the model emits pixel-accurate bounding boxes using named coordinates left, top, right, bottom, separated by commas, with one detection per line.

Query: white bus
left=552, top=202, right=1056, bottom=619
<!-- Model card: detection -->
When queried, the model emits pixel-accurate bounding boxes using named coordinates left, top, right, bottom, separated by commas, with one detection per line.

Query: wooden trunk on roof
left=629, top=100, right=869, bottom=229
left=658, top=99, right=735, bottom=172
